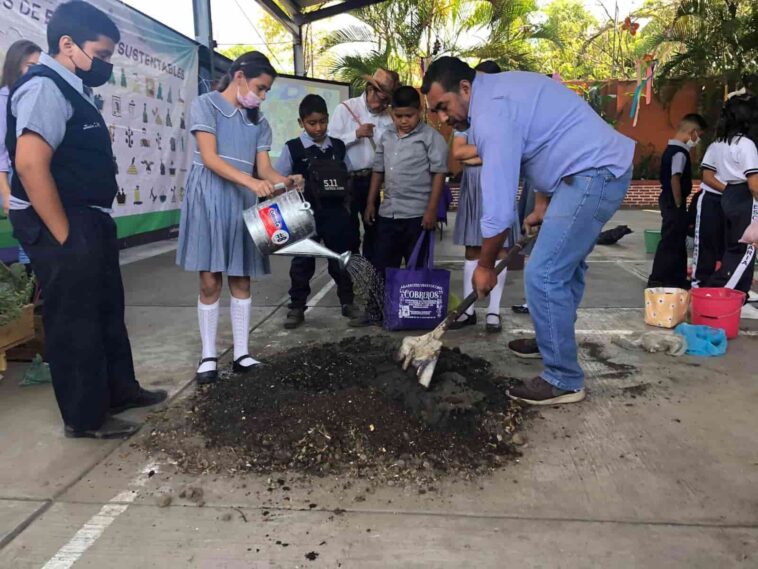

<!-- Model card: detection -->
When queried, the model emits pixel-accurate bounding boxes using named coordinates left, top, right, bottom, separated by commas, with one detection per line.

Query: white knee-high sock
left=230, top=296, right=259, bottom=366
left=463, top=260, right=478, bottom=316
left=488, top=268, right=507, bottom=322
left=197, top=298, right=219, bottom=372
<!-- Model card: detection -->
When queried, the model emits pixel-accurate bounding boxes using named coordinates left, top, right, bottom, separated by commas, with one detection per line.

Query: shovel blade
left=396, top=334, right=443, bottom=388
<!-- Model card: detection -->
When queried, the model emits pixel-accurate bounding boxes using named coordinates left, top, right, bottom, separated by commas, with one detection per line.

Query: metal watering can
left=243, top=185, right=352, bottom=270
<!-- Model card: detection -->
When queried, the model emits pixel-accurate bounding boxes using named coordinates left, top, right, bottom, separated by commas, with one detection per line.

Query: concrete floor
left=0, top=210, right=756, bottom=568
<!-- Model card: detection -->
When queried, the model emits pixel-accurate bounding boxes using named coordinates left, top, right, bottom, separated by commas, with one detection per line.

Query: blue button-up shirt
left=469, top=71, right=635, bottom=238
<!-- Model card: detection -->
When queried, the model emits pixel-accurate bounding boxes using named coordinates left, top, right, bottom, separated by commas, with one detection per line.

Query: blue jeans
left=525, top=167, right=632, bottom=391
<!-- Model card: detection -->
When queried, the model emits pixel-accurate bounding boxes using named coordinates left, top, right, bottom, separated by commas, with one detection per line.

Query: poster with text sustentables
left=0, top=0, right=198, bottom=249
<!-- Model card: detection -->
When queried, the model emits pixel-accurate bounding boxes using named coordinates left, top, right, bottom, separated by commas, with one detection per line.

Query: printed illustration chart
left=263, top=76, right=349, bottom=159
left=0, top=0, right=198, bottom=246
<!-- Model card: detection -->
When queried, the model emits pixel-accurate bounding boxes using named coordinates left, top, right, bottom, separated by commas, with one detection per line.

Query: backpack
left=286, top=138, right=350, bottom=206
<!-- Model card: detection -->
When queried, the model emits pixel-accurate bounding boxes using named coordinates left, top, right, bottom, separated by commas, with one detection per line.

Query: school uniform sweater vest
left=286, top=136, right=347, bottom=178
left=286, top=136, right=347, bottom=204
left=6, top=65, right=118, bottom=209
left=659, top=145, right=692, bottom=207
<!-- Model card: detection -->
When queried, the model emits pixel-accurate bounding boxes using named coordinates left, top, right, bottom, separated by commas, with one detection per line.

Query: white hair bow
left=726, top=87, right=747, bottom=100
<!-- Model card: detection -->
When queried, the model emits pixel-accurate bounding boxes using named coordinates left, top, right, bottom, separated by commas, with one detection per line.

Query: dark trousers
left=366, top=216, right=427, bottom=320
left=9, top=207, right=140, bottom=430
left=648, top=196, right=690, bottom=289
left=289, top=204, right=360, bottom=309
left=708, top=183, right=756, bottom=294
left=351, top=173, right=381, bottom=263
left=691, top=191, right=725, bottom=288
left=373, top=216, right=426, bottom=276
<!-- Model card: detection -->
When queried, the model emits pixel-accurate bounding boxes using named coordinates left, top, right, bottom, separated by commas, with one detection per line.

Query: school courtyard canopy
left=192, top=0, right=389, bottom=76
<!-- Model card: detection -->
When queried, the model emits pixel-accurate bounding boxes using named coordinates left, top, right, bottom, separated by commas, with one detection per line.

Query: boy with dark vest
left=275, top=94, right=360, bottom=329
left=6, top=1, right=166, bottom=439
left=648, top=114, right=707, bottom=289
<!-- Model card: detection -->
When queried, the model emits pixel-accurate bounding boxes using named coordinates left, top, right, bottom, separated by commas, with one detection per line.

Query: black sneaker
left=110, top=388, right=168, bottom=414
left=341, top=304, right=361, bottom=319
left=284, top=307, right=305, bottom=329
left=507, top=376, right=585, bottom=406
left=508, top=338, right=542, bottom=359
left=65, top=416, right=141, bottom=439
left=449, top=312, right=477, bottom=330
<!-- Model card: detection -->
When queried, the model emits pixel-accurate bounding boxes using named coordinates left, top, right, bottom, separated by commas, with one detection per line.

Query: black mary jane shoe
left=485, top=313, right=503, bottom=334
left=195, top=357, right=219, bottom=385
left=233, top=355, right=261, bottom=375
left=448, top=312, right=477, bottom=330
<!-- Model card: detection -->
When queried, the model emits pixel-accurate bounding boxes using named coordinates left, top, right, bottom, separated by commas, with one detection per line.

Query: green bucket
left=644, top=229, right=661, bottom=254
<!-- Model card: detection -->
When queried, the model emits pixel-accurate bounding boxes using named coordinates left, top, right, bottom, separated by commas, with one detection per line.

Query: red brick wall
left=448, top=180, right=701, bottom=211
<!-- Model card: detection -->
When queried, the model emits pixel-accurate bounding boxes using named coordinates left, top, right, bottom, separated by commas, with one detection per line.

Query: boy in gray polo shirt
left=364, top=86, right=448, bottom=275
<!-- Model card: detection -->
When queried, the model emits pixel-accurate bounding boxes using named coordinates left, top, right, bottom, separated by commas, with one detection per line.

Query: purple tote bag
left=383, top=231, right=450, bottom=331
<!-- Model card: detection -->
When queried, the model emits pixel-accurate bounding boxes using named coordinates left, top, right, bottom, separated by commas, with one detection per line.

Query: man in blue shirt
left=423, top=57, right=635, bottom=406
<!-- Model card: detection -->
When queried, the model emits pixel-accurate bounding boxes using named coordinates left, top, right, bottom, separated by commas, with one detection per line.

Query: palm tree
left=638, top=0, right=758, bottom=84
left=324, top=0, right=558, bottom=88
left=463, top=0, right=562, bottom=71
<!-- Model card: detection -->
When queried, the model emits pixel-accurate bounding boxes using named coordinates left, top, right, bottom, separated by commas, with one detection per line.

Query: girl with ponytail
left=701, top=93, right=758, bottom=294
left=177, top=51, right=297, bottom=384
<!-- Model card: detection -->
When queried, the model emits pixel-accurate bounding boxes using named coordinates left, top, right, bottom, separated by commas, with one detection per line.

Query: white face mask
left=686, top=136, right=700, bottom=149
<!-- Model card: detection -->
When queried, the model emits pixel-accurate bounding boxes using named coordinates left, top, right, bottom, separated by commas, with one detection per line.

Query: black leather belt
left=350, top=169, right=373, bottom=177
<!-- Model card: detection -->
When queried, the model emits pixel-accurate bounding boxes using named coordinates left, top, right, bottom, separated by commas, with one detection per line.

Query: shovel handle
left=443, top=233, right=536, bottom=329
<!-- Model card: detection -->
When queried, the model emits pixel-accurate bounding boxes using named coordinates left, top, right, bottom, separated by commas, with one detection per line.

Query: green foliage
left=632, top=145, right=661, bottom=180
left=644, top=0, right=758, bottom=84
left=0, top=262, right=34, bottom=327
left=324, top=0, right=558, bottom=85
left=224, top=0, right=756, bottom=88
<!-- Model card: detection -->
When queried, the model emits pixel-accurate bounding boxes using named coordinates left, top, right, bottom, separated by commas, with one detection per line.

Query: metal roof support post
left=293, top=25, right=305, bottom=77
left=193, top=0, right=215, bottom=79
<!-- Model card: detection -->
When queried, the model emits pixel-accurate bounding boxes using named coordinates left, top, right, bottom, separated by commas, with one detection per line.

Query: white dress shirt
left=328, top=93, right=394, bottom=172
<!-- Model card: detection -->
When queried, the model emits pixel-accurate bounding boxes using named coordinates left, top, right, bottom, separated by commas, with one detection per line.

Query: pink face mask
left=237, top=81, right=262, bottom=109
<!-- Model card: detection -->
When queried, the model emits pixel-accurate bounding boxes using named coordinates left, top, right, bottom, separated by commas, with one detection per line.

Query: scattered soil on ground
left=141, top=336, right=527, bottom=484
left=581, top=341, right=637, bottom=379
left=621, top=383, right=651, bottom=398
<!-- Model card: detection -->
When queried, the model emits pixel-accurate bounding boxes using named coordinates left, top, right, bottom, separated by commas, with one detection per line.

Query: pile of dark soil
left=143, top=336, right=527, bottom=483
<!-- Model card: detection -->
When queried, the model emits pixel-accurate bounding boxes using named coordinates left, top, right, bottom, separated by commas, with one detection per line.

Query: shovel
left=397, top=233, right=536, bottom=388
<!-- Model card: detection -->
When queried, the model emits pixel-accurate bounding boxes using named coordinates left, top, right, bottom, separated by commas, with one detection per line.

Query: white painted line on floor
left=119, top=240, right=177, bottom=266
left=41, top=461, right=159, bottom=569
left=508, top=328, right=637, bottom=336
left=508, top=327, right=758, bottom=337
left=310, top=279, right=336, bottom=307
left=615, top=260, right=649, bottom=283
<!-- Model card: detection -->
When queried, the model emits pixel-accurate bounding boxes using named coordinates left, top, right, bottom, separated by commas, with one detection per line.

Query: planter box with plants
left=0, top=263, right=35, bottom=372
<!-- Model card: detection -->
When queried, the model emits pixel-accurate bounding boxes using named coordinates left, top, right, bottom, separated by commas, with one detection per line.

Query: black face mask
left=73, top=44, right=113, bottom=88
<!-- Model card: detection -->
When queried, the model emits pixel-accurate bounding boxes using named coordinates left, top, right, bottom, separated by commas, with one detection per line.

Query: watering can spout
left=273, top=239, right=351, bottom=270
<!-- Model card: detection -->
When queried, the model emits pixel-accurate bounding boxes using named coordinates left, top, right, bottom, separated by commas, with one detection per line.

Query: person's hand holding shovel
left=523, top=191, right=550, bottom=234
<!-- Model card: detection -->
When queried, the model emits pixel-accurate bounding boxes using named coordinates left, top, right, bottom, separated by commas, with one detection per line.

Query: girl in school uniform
left=701, top=93, right=758, bottom=295
left=449, top=61, right=521, bottom=333
left=176, top=51, right=296, bottom=384
left=0, top=40, right=41, bottom=263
